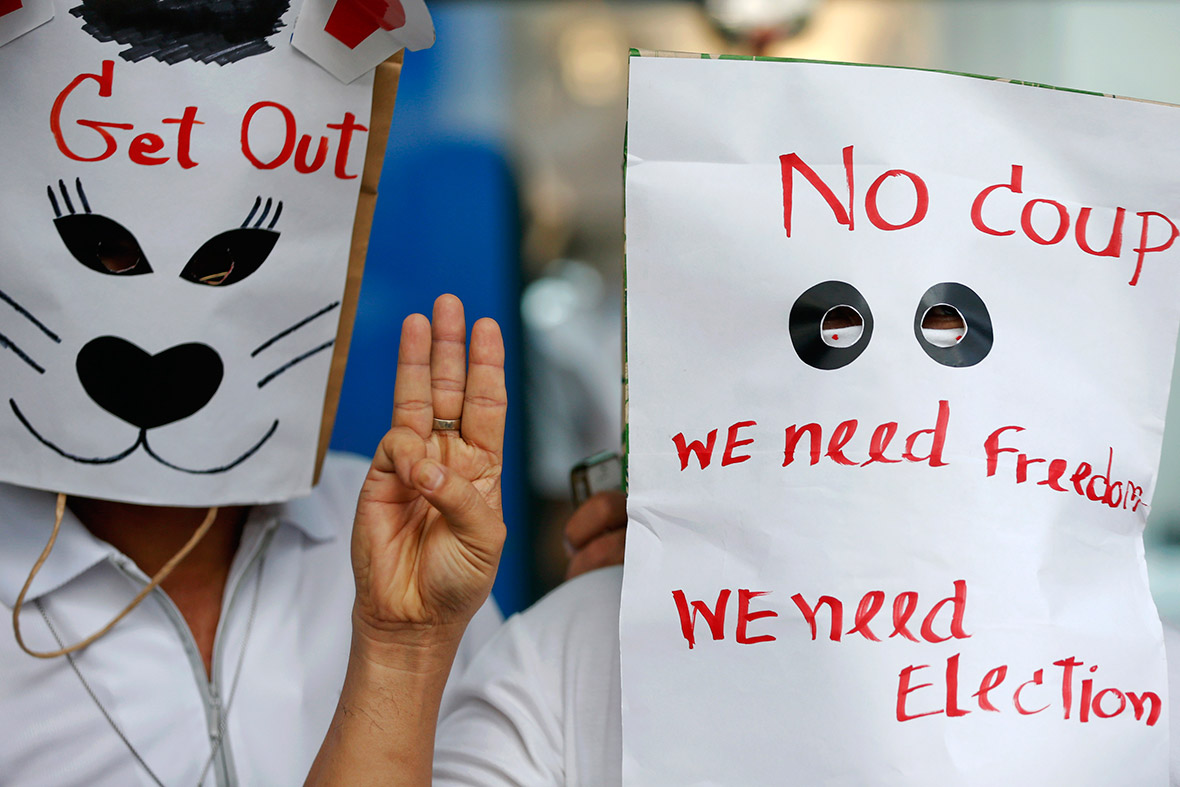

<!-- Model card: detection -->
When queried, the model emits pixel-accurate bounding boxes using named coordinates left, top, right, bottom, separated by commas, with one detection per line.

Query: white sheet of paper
left=292, top=0, right=433, bottom=84
left=0, top=0, right=374, bottom=505
left=0, top=0, right=52, bottom=49
left=622, top=54, right=1180, bottom=785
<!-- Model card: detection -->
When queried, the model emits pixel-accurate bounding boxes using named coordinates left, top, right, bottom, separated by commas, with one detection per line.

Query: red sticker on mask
left=324, top=0, right=405, bottom=49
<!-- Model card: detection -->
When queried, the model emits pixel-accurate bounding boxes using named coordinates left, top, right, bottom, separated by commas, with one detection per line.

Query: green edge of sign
left=627, top=47, right=1108, bottom=100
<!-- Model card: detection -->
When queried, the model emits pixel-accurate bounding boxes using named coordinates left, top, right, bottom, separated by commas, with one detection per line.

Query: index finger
left=459, top=317, right=506, bottom=457
left=392, top=313, right=434, bottom=438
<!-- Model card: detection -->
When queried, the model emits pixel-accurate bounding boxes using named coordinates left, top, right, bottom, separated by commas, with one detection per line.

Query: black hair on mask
left=70, top=0, right=291, bottom=66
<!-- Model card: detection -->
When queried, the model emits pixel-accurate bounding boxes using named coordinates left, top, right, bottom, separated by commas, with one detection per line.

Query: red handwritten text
left=671, top=400, right=951, bottom=471
left=972, top=164, right=1178, bottom=286
left=897, top=654, right=1161, bottom=726
left=792, top=580, right=969, bottom=644
left=51, top=61, right=202, bottom=168
left=50, top=61, right=368, bottom=179
left=240, top=101, right=367, bottom=179
left=671, top=588, right=778, bottom=649
left=670, top=581, right=968, bottom=649
left=780, top=144, right=929, bottom=237
left=984, top=427, right=1144, bottom=512
left=780, top=146, right=1179, bottom=286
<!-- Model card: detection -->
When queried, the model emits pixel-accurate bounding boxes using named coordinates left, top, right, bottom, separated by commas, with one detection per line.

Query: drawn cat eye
left=181, top=196, right=282, bottom=287
left=180, top=228, right=279, bottom=286
left=789, top=281, right=874, bottom=370
left=48, top=179, right=152, bottom=276
left=54, top=215, right=153, bottom=275
left=914, top=282, right=992, bottom=367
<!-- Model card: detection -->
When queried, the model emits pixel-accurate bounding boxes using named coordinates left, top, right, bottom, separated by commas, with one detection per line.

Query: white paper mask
left=622, top=54, right=1180, bottom=785
left=0, top=0, right=380, bottom=505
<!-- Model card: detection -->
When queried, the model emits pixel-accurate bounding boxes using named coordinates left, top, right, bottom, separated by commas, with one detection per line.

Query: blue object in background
left=329, top=8, right=527, bottom=615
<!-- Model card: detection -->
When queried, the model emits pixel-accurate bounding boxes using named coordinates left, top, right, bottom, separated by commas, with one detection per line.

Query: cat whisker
left=257, top=340, right=334, bottom=388
left=0, top=332, right=45, bottom=374
left=251, top=300, right=340, bottom=357
left=0, top=287, right=61, bottom=343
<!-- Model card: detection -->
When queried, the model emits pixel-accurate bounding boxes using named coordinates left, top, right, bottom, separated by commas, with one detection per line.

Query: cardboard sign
left=621, top=52, right=1180, bottom=785
left=0, top=0, right=390, bottom=506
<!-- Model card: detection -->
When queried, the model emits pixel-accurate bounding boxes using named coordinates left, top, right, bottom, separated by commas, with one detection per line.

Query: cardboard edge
left=629, top=48, right=1180, bottom=108
left=313, top=50, right=404, bottom=483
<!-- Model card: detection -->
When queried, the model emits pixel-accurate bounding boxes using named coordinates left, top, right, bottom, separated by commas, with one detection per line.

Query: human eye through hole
left=913, top=283, right=992, bottom=367
left=790, top=281, right=874, bottom=370
left=820, top=305, right=865, bottom=348
left=791, top=281, right=992, bottom=369
left=919, top=304, right=968, bottom=348
left=180, top=196, right=282, bottom=287
left=48, top=179, right=152, bottom=276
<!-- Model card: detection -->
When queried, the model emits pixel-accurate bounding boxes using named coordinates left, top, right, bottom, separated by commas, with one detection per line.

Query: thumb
left=411, top=459, right=505, bottom=561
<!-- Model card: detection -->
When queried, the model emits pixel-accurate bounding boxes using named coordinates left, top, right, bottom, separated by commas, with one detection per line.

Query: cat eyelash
left=241, top=196, right=283, bottom=230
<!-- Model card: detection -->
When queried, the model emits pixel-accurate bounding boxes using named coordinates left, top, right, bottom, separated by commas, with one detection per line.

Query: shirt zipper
left=111, top=521, right=277, bottom=787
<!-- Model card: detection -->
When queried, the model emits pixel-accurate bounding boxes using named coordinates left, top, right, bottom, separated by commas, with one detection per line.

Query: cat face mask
left=0, top=0, right=390, bottom=505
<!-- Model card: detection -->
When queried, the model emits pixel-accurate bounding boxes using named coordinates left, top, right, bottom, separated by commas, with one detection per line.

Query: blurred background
left=327, top=0, right=1180, bottom=617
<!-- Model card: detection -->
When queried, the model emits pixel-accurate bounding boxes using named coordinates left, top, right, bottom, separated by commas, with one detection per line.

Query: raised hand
left=351, top=293, right=507, bottom=648
left=307, top=295, right=507, bottom=787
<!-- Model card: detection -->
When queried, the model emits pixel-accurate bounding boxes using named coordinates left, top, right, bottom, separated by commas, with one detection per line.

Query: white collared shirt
left=0, top=452, right=503, bottom=787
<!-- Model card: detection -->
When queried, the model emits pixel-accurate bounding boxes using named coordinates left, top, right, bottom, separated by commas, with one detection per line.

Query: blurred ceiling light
left=704, top=0, right=823, bottom=51
left=559, top=16, right=627, bottom=107
left=521, top=260, right=605, bottom=331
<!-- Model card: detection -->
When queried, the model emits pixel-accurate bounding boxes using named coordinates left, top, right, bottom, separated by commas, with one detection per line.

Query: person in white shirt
left=1, top=295, right=506, bottom=786
left=0, top=451, right=502, bottom=787
left=308, top=298, right=1180, bottom=786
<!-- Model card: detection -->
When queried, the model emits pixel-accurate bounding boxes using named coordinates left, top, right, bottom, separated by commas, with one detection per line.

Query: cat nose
left=76, top=336, right=224, bottom=430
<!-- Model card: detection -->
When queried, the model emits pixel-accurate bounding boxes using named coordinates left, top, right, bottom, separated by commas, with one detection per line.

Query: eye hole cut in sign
left=789, top=280, right=992, bottom=370
left=622, top=53, right=1180, bottom=786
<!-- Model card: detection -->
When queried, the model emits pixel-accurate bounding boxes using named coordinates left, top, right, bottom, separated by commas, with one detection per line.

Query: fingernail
left=415, top=460, right=444, bottom=491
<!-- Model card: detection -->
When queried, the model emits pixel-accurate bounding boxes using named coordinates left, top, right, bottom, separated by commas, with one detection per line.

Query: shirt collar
left=270, top=487, right=339, bottom=543
left=0, top=482, right=337, bottom=609
left=0, top=483, right=115, bottom=609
